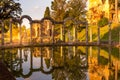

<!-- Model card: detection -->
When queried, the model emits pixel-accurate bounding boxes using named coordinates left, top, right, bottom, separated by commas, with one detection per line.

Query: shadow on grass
left=101, top=25, right=120, bottom=42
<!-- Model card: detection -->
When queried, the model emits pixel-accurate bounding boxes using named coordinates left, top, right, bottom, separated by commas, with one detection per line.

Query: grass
left=77, top=23, right=120, bottom=42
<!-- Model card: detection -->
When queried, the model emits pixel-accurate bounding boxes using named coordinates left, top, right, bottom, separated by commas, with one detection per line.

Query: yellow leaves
left=88, top=0, right=110, bottom=24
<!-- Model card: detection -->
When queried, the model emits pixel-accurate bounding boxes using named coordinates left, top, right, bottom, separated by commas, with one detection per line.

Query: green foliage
left=51, top=0, right=87, bottom=21
left=99, top=56, right=108, bottom=65
left=51, top=0, right=67, bottom=21
left=44, top=7, right=50, bottom=18
left=97, top=17, right=109, bottom=27
left=0, top=0, right=22, bottom=33
left=67, top=0, right=87, bottom=21
left=0, top=0, right=22, bottom=19
left=0, top=20, right=9, bottom=33
left=51, top=0, right=87, bottom=37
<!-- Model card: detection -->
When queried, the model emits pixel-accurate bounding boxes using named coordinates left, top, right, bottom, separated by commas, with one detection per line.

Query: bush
left=97, top=17, right=108, bottom=27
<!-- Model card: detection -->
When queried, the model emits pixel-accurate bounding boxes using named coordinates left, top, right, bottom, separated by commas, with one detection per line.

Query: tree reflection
left=52, top=46, right=87, bottom=80
left=0, top=46, right=120, bottom=80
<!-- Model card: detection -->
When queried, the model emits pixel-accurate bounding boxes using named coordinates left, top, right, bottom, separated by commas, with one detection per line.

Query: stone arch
left=20, top=15, right=32, bottom=23
left=63, top=17, right=77, bottom=42
left=63, top=17, right=76, bottom=24
left=64, top=17, right=88, bottom=42
left=40, top=17, right=54, bottom=24
left=41, top=68, right=54, bottom=74
left=40, top=17, right=64, bottom=43
left=40, top=17, right=63, bottom=24
left=19, top=15, right=32, bottom=44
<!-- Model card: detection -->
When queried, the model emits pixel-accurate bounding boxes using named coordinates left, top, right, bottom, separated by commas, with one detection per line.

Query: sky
left=19, top=0, right=53, bottom=20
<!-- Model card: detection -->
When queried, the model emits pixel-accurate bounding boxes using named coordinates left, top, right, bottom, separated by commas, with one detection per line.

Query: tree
left=0, top=0, right=22, bottom=19
left=51, top=0, right=67, bottom=21
left=0, top=0, right=22, bottom=33
left=44, top=7, right=50, bottom=18
left=67, top=0, right=87, bottom=21
left=50, top=0, right=87, bottom=38
left=64, top=0, right=87, bottom=31
left=51, top=0, right=87, bottom=24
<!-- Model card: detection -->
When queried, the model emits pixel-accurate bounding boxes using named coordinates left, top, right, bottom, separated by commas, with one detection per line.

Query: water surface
left=0, top=46, right=120, bottom=80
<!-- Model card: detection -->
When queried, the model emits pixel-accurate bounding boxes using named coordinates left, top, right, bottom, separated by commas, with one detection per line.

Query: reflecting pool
left=0, top=46, right=120, bottom=80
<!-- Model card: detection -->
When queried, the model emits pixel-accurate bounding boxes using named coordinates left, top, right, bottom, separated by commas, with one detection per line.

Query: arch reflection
left=0, top=46, right=120, bottom=80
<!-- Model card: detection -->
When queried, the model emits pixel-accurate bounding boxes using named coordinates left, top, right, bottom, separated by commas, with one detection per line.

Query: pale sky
left=19, top=0, right=53, bottom=20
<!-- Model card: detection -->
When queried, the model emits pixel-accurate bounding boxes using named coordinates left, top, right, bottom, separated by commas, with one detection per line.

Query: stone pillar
left=73, top=25, right=77, bottom=42
left=115, top=61, right=118, bottom=80
left=73, top=46, right=77, bottom=56
left=108, top=22, right=111, bottom=45
left=52, top=24, right=54, bottom=43
left=30, top=22, right=32, bottom=44
left=1, top=49, right=5, bottom=62
left=108, top=46, right=112, bottom=68
left=9, top=19, right=12, bottom=44
left=97, top=47, right=100, bottom=65
left=30, top=48, right=33, bottom=69
left=63, top=23, right=65, bottom=42
left=41, top=49, right=43, bottom=68
left=30, top=48, right=33, bottom=70
left=60, top=25, right=63, bottom=41
left=98, top=25, right=100, bottom=45
left=10, top=50, right=13, bottom=70
left=86, top=23, right=88, bottom=45
left=1, top=21, right=4, bottom=45
left=40, top=23, right=43, bottom=43
left=86, top=46, right=88, bottom=67
left=19, top=48, right=22, bottom=71
left=90, top=27, right=92, bottom=42
left=60, top=46, right=63, bottom=57
left=19, top=23, right=22, bottom=44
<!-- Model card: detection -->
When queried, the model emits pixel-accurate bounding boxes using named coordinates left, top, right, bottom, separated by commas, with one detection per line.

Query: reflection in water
left=0, top=46, right=120, bottom=80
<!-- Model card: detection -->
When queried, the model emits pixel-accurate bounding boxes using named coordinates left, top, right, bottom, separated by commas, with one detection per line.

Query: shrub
left=97, top=17, right=108, bottom=27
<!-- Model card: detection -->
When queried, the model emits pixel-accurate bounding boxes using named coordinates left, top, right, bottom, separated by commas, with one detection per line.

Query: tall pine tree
left=44, top=7, right=50, bottom=18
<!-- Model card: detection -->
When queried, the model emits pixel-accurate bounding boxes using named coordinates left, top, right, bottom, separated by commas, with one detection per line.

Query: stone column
left=19, top=48, right=23, bottom=71
left=19, top=23, right=22, bottom=44
left=30, top=48, right=33, bottom=69
left=60, top=25, right=63, bottom=41
left=9, top=19, right=12, bottom=44
left=1, top=21, right=4, bottom=45
left=90, top=27, right=92, bottom=42
left=63, top=23, right=65, bottom=42
left=97, top=47, right=100, bottom=65
left=73, top=25, right=77, bottom=42
left=108, top=22, right=111, bottom=45
left=98, top=25, right=100, bottom=45
left=52, top=24, right=54, bottom=43
left=86, top=46, right=88, bottom=67
left=60, top=46, right=63, bottom=57
left=108, top=46, right=112, bottom=68
left=86, top=23, right=88, bottom=45
left=73, top=46, right=77, bottom=56
left=30, top=22, right=32, bottom=44
left=40, top=23, right=43, bottom=43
